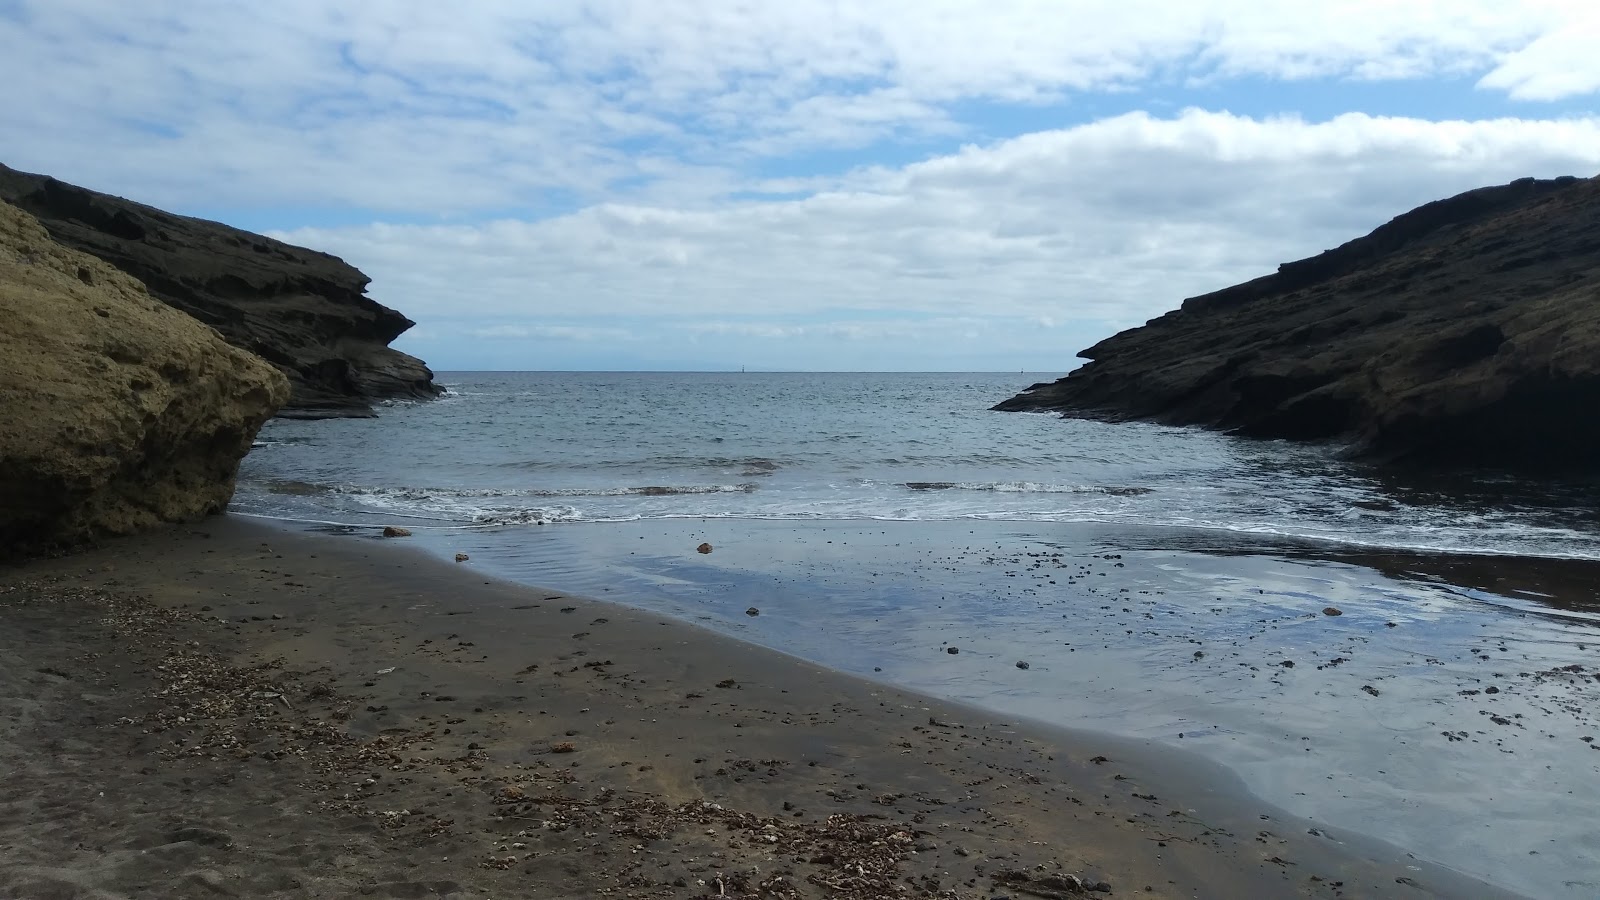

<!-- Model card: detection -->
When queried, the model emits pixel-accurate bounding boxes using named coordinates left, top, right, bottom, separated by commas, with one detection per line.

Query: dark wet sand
left=457, top=518, right=1599, bottom=898
left=0, top=517, right=1524, bottom=899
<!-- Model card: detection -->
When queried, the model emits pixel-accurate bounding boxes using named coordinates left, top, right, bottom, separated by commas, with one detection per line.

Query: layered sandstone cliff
left=0, top=163, right=440, bottom=418
left=996, top=175, right=1600, bottom=469
left=0, top=200, right=289, bottom=554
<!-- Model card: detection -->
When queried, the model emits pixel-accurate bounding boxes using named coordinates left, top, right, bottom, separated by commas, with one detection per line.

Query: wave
left=903, top=481, right=1153, bottom=496
left=256, top=481, right=759, bottom=500
left=499, top=455, right=785, bottom=476
left=622, top=511, right=1600, bottom=561
left=234, top=505, right=1600, bottom=561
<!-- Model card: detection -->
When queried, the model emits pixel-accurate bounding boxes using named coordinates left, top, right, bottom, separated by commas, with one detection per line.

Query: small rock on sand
left=382, top=526, right=411, bottom=538
left=946, top=647, right=959, bottom=655
left=745, top=607, right=760, bottom=616
left=1323, top=606, right=1343, bottom=616
left=454, top=552, right=469, bottom=562
left=1015, top=661, right=1030, bottom=670
left=697, top=542, right=713, bottom=554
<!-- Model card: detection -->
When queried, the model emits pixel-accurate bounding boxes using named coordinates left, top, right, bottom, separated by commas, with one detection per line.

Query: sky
left=2, top=2, right=1599, bottom=372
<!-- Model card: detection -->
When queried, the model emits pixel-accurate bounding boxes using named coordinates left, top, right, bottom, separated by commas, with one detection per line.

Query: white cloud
left=264, top=110, right=1600, bottom=368
left=5, top=2, right=1598, bottom=368
left=468, top=324, right=639, bottom=342
left=2, top=1, right=1598, bottom=215
left=1478, top=14, right=1600, bottom=100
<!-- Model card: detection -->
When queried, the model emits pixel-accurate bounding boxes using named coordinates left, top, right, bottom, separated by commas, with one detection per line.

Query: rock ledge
left=996, top=175, right=1600, bottom=470
left=1, top=200, right=289, bottom=554
left=0, top=163, right=440, bottom=418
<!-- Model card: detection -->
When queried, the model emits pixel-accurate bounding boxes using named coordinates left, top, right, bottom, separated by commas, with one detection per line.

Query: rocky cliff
left=995, top=175, right=1600, bottom=469
left=0, top=163, right=440, bottom=418
left=1, top=200, right=289, bottom=555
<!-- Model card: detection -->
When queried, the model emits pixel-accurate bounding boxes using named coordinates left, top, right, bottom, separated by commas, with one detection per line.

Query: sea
left=233, top=371, right=1600, bottom=898
left=237, top=371, right=1600, bottom=557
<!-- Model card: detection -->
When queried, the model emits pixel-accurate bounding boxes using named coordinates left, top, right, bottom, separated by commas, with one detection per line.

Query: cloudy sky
left=3, top=1, right=1599, bottom=372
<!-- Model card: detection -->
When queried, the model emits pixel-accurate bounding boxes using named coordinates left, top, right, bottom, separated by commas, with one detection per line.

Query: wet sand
left=0, top=516, right=1519, bottom=899
left=388, top=517, right=1600, bottom=898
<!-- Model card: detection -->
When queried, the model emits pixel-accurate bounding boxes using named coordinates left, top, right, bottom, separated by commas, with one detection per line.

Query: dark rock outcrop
left=1, top=200, right=289, bottom=555
left=995, top=174, right=1600, bottom=469
left=0, top=163, right=441, bottom=418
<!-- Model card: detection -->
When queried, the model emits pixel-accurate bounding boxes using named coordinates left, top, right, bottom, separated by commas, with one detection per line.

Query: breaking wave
left=903, top=481, right=1153, bottom=496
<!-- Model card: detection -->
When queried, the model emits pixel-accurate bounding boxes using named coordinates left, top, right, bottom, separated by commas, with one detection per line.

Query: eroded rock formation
left=0, top=163, right=440, bottom=418
left=0, top=200, right=289, bottom=554
left=996, top=175, right=1600, bottom=469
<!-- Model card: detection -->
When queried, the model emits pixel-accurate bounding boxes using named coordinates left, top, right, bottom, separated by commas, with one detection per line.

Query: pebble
left=1323, top=607, right=1342, bottom=616
left=745, top=607, right=760, bottom=616
left=1015, top=661, right=1029, bottom=670
left=946, top=647, right=959, bottom=655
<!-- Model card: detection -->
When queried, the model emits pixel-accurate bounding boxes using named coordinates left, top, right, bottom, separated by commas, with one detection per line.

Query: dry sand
left=0, top=517, right=1521, bottom=899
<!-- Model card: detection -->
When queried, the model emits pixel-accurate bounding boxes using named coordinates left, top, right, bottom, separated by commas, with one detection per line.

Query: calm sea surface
left=234, top=372, right=1600, bottom=898
left=236, top=371, right=1600, bottom=558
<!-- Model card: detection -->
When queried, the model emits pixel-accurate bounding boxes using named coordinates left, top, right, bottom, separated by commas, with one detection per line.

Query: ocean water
left=234, top=372, right=1600, bottom=897
left=236, top=371, right=1600, bottom=559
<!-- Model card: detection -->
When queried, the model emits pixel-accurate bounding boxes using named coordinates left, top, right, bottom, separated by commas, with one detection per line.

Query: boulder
left=995, top=174, right=1600, bottom=470
left=0, top=200, right=288, bottom=555
left=0, top=163, right=441, bottom=419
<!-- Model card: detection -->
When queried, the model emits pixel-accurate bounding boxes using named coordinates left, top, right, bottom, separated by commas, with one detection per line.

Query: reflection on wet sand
left=1114, top=526, right=1600, bottom=617
left=394, top=518, right=1599, bottom=899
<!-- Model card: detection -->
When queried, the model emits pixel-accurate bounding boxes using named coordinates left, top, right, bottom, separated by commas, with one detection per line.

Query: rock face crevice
left=995, top=174, right=1600, bottom=470
left=1, top=200, right=290, bottom=555
left=0, top=163, right=441, bottom=418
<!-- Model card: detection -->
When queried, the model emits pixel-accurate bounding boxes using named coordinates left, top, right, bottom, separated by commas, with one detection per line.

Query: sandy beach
left=0, top=517, right=1524, bottom=900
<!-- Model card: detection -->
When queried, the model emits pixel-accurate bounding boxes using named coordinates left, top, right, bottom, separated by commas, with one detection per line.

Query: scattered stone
left=946, top=647, right=959, bottom=655
left=1361, top=684, right=1381, bottom=697
left=1322, top=606, right=1342, bottom=616
left=696, top=542, right=713, bottom=554
left=745, top=607, right=760, bottom=616
left=382, top=526, right=411, bottom=538
left=994, top=869, right=1085, bottom=896
left=1015, top=661, right=1030, bottom=670
left=454, top=552, right=469, bottom=562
